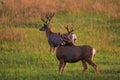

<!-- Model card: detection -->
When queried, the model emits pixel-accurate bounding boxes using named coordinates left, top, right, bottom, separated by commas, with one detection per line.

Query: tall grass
left=0, top=27, right=120, bottom=80
left=0, top=0, right=119, bottom=27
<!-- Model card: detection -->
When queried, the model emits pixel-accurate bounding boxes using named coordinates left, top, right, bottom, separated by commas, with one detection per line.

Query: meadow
left=0, top=0, right=120, bottom=80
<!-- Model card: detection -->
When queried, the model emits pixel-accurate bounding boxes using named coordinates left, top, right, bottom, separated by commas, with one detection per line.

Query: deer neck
left=45, top=28, right=53, bottom=38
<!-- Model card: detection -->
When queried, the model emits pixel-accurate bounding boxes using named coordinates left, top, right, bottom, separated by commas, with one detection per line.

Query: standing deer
left=40, top=13, right=62, bottom=52
left=39, top=13, right=76, bottom=52
left=56, top=45, right=98, bottom=74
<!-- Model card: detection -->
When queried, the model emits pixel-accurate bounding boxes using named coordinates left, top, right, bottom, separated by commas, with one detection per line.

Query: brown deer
left=56, top=45, right=98, bottom=74
left=39, top=13, right=76, bottom=52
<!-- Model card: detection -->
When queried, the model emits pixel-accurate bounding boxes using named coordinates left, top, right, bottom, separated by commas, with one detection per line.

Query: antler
left=64, top=25, right=69, bottom=32
left=41, top=13, right=55, bottom=25
left=64, top=25, right=74, bottom=34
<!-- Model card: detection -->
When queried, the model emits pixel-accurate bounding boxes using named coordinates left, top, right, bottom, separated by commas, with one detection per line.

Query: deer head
left=59, top=25, right=75, bottom=46
left=40, top=13, right=55, bottom=31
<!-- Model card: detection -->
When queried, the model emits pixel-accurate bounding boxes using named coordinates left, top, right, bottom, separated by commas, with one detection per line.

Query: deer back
left=56, top=45, right=94, bottom=62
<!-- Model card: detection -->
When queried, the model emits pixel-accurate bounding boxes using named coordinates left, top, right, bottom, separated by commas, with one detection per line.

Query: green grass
left=0, top=52, right=119, bottom=80
left=0, top=11, right=120, bottom=80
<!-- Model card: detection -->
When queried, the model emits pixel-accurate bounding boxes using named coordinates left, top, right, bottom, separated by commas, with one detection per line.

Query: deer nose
left=39, top=27, right=42, bottom=31
left=39, top=28, right=42, bottom=31
left=39, top=28, right=41, bottom=31
left=39, top=25, right=43, bottom=30
left=39, top=27, right=45, bottom=31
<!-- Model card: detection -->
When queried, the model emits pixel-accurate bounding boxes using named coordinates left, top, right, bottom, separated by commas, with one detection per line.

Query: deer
left=39, top=13, right=62, bottom=52
left=56, top=45, right=98, bottom=74
left=39, top=13, right=76, bottom=52
left=61, top=25, right=77, bottom=45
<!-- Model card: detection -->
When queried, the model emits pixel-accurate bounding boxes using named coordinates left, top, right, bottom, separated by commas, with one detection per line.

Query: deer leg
left=50, top=46, right=55, bottom=53
left=59, top=59, right=66, bottom=74
left=59, top=60, right=63, bottom=74
left=61, top=62, right=66, bottom=73
left=50, top=47, right=52, bottom=53
left=52, top=47, right=55, bottom=52
left=86, top=59, right=98, bottom=73
left=81, top=60, right=88, bottom=73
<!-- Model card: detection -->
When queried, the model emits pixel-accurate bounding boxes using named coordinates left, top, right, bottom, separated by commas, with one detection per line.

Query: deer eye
left=64, top=36, right=67, bottom=39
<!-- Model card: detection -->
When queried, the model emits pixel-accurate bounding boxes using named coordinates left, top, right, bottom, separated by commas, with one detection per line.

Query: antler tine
left=41, top=13, right=55, bottom=24
left=69, top=27, right=74, bottom=33
left=45, top=13, right=55, bottom=23
left=64, top=23, right=75, bottom=34
left=41, top=18, right=47, bottom=24
left=64, top=25, right=70, bottom=33
left=41, top=14, right=48, bottom=24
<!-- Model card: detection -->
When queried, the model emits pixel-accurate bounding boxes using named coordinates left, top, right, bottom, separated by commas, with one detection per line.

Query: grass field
left=0, top=0, right=120, bottom=80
